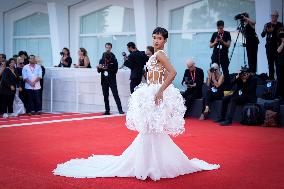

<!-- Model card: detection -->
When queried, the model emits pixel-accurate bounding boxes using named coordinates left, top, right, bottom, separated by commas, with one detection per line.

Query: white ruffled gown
left=53, top=50, right=220, bottom=180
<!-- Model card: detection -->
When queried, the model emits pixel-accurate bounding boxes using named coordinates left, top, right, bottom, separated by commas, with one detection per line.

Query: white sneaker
left=3, top=113, right=8, bottom=118
left=9, top=113, right=18, bottom=117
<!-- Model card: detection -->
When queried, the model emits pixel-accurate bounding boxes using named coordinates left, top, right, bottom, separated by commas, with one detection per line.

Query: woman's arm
left=213, top=74, right=224, bottom=88
left=244, top=16, right=256, bottom=28
left=154, top=51, right=176, bottom=105
left=277, top=38, right=284, bottom=53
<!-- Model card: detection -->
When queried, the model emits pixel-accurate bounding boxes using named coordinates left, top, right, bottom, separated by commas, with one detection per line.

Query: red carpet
left=0, top=112, right=104, bottom=126
left=0, top=116, right=284, bottom=189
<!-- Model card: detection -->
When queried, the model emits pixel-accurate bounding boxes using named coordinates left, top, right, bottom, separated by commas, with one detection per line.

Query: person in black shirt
left=16, top=57, right=27, bottom=110
left=0, top=58, right=19, bottom=117
left=181, top=59, right=204, bottom=117
left=261, top=10, right=283, bottom=79
left=18, top=51, right=29, bottom=65
left=218, top=67, right=257, bottom=126
left=242, top=13, right=259, bottom=73
left=277, top=29, right=284, bottom=99
left=210, top=20, right=231, bottom=87
left=74, top=48, right=91, bottom=68
left=0, top=54, right=7, bottom=115
left=199, top=63, right=224, bottom=120
left=124, top=42, right=149, bottom=93
left=97, top=52, right=124, bottom=115
left=58, top=47, right=72, bottom=67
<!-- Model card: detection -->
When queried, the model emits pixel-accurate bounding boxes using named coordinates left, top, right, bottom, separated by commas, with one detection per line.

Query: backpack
left=263, top=110, right=279, bottom=127
left=262, top=80, right=277, bottom=100
left=241, top=103, right=263, bottom=125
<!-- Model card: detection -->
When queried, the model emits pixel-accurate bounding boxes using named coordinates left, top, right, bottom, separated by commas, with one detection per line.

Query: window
left=79, top=6, right=136, bottom=66
left=168, top=0, right=255, bottom=89
left=13, top=12, right=52, bottom=67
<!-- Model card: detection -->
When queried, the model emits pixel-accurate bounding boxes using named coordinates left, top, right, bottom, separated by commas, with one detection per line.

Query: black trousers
left=246, top=42, right=258, bottom=73
left=266, top=48, right=280, bottom=79
left=102, top=78, right=123, bottom=112
left=277, top=57, right=284, bottom=98
left=203, top=89, right=223, bottom=112
left=130, top=78, right=142, bottom=94
left=183, top=89, right=202, bottom=114
left=19, top=89, right=28, bottom=110
left=2, top=94, right=15, bottom=114
left=220, top=95, right=256, bottom=121
left=26, top=89, right=41, bottom=113
left=0, top=94, right=4, bottom=114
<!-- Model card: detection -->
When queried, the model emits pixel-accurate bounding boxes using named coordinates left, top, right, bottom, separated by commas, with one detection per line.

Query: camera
left=278, top=29, right=284, bottom=38
left=122, top=52, right=126, bottom=57
left=187, top=80, right=194, bottom=85
left=210, top=68, right=217, bottom=73
left=266, top=22, right=273, bottom=29
left=60, top=52, right=64, bottom=56
left=234, top=12, right=247, bottom=21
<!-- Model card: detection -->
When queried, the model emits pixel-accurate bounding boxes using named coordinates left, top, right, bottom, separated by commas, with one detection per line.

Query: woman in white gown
left=53, top=27, right=220, bottom=181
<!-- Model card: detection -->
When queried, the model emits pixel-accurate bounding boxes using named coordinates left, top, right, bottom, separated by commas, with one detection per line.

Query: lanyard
left=190, top=70, right=196, bottom=82
left=29, top=65, right=35, bottom=74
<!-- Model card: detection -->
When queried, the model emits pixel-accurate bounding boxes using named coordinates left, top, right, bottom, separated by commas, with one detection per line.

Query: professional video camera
left=229, top=13, right=249, bottom=67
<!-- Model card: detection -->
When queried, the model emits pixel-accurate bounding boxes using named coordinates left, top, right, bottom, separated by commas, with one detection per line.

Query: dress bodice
left=146, top=50, right=166, bottom=84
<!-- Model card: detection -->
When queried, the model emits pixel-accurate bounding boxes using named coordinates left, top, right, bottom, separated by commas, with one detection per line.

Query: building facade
left=0, top=1, right=283, bottom=111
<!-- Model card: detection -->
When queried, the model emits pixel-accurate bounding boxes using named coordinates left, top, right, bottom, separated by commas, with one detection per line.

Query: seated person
left=200, top=63, right=224, bottom=120
left=74, top=48, right=91, bottom=68
left=58, top=47, right=72, bottom=67
left=217, top=66, right=257, bottom=126
left=181, top=59, right=204, bottom=117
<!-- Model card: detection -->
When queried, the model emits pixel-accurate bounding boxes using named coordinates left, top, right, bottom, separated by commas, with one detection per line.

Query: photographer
left=217, top=66, right=257, bottom=126
left=261, top=10, right=283, bottom=79
left=210, top=20, right=231, bottom=87
left=123, top=42, right=149, bottom=93
left=58, top=48, right=72, bottom=67
left=277, top=28, right=284, bottom=99
left=18, top=51, right=29, bottom=65
left=240, top=13, right=259, bottom=73
left=199, top=63, right=224, bottom=120
left=181, top=59, right=204, bottom=117
left=0, top=54, right=7, bottom=115
left=74, top=48, right=91, bottom=68
left=0, top=58, right=19, bottom=118
left=97, top=52, right=124, bottom=115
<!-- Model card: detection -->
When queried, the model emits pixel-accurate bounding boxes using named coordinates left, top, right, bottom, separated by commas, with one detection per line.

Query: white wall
left=47, top=2, right=69, bottom=66
left=255, top=0, right=271, bottom=74
left=0, top=12, right=3, bottom=53
left=69, top=0, right=134, bottom=64
left=4, top=2, right=48, bottom=58
left=43, top=68, right=131, bottom=113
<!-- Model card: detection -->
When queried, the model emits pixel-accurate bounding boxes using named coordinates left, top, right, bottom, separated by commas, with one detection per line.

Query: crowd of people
left=0, top=51, right=45, bottom=118
left=1, top=10, right=283, bottom=125
left=182, top=10, right=284, bottom=125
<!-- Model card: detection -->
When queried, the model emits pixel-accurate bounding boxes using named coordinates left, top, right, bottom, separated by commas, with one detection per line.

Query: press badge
left=104, top=71, right=108, bottom=76
left=211, top=87, right=218, bottom=93
left=238, top=90, right=242, bottom=96
left=267, top=81, right=272, bottom=88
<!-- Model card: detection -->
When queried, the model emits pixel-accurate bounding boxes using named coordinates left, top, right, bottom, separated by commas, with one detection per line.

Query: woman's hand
left=154, top=91, right=163, bottom=105
left=10, top=85, right=15, bottom=91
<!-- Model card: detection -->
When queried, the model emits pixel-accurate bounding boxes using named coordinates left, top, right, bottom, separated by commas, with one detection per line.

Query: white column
left=47, top=2, right=69, bottom=66
left=133, top=0, right=147, bottom=50
left=0, top=12, right=4, bottom=53
left=255, top=0, right=271, bottom=74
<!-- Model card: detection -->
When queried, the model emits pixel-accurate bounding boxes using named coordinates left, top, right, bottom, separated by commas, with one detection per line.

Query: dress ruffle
left=126, top=83, right=186, bottom=136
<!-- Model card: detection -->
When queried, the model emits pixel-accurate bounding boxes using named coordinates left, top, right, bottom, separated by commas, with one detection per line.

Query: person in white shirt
left=22, top=55, right=42, bottom=115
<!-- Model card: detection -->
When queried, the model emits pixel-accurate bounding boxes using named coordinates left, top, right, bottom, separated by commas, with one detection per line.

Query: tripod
left=229, top=21, right=247, bottom=67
